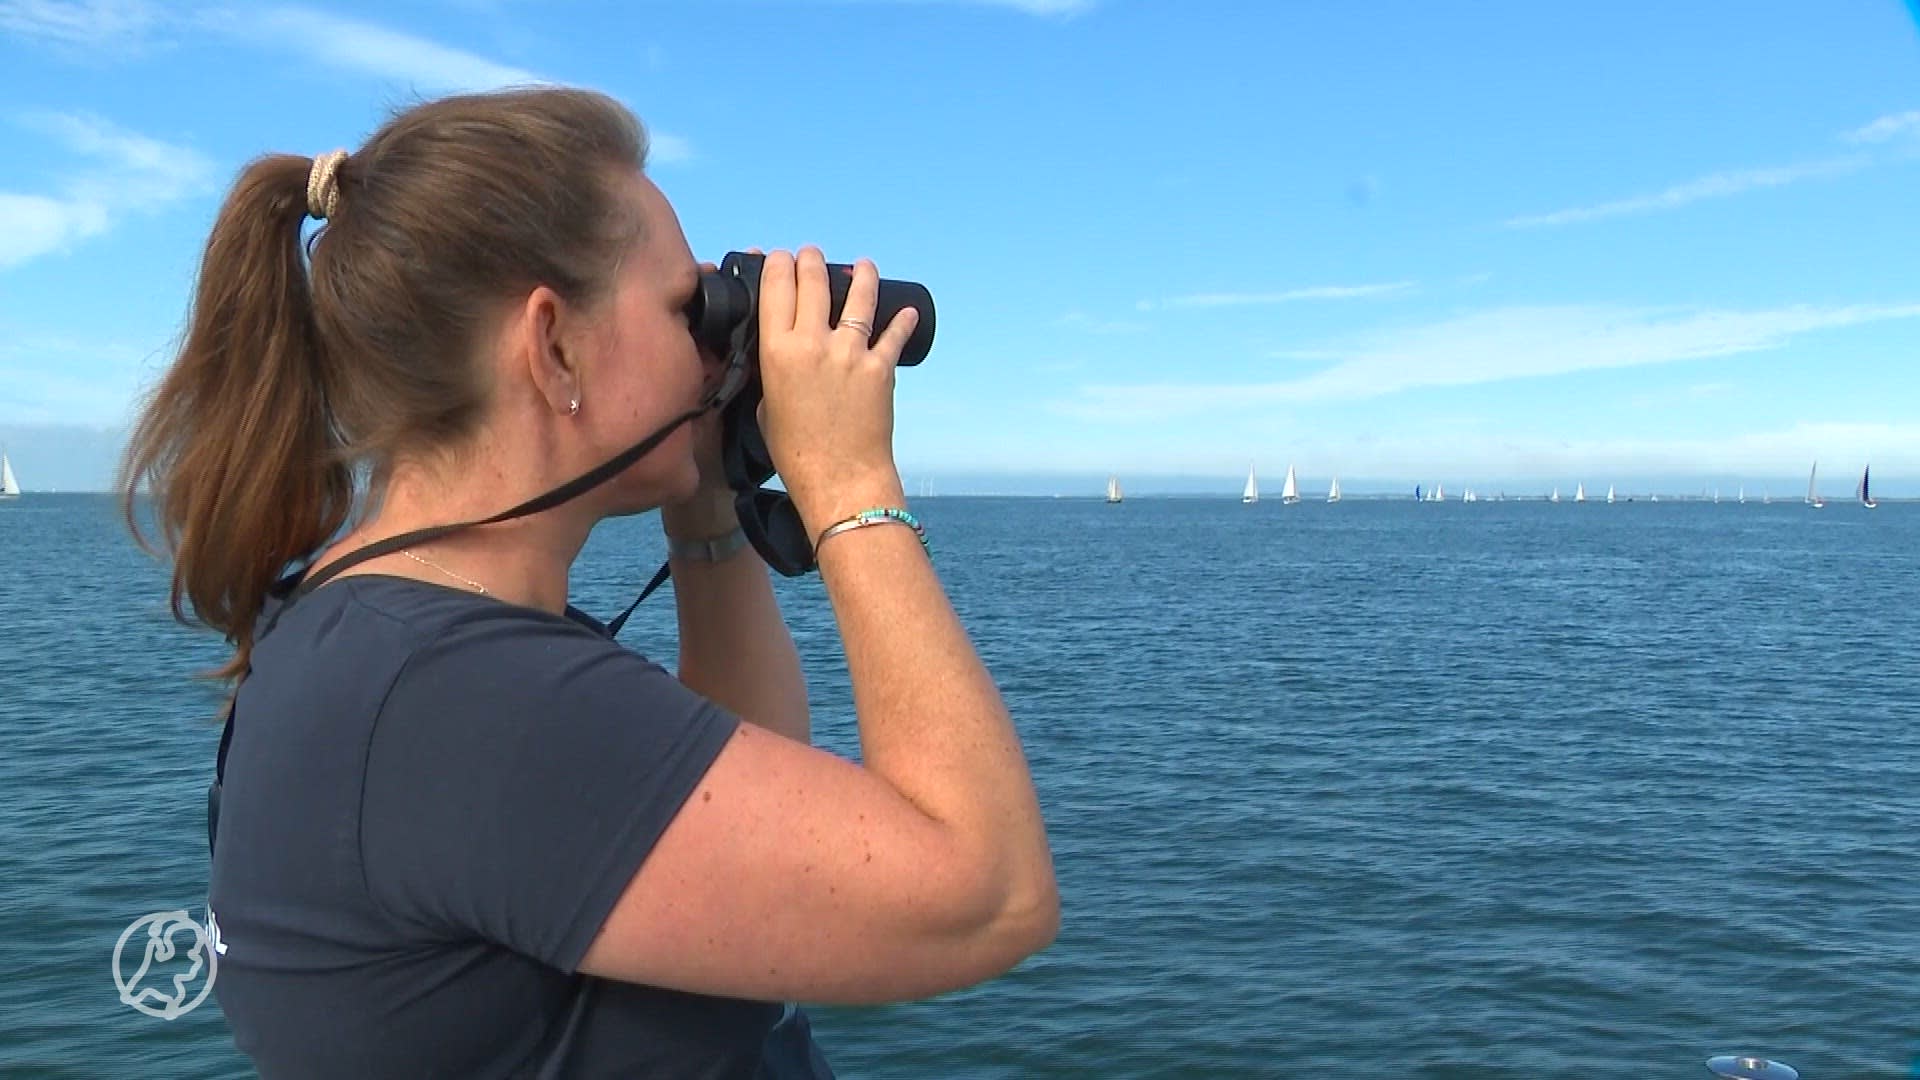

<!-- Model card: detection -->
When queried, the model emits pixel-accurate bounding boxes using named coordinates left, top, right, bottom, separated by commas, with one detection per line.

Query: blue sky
left=2, top=0, right=1919, bottom=494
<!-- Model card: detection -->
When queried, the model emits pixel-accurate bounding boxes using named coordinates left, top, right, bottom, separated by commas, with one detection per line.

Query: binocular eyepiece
left=685, top=252, right=936, bottom=368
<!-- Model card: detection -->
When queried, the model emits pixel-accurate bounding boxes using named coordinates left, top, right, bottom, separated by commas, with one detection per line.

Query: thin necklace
left=402, top=549, right=489, bottom=595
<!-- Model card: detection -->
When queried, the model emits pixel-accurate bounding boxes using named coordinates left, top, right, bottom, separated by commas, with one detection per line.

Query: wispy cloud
left=0, top=112, right=213, bottom=269
left=1139, top=282, right=1415, bottom=311
left=0, top=0, right=158, bottom=50
left=215, top=5, right=541, bottom=92
left=0, top=194, right=110, bottom=269
left=195, top=7, right=697, bottom=162
left=1504, top=156, right=1867, bottom=228
left=22, top=111, right=213, bottom=204
left=1844, top=109, right=1920, bottom=144
left=647, top=131, right=695, bottom=166
left=974, top=0, right=1094, bottom=13
left=1051, top=301, right=1920, bottom=421
left=842, top=0, right=1095, bottom=14
left=0, top=332, right=156, bottom=424
left=1409, top=421, right=1920, bottom=479
left=934, top=419, right=1920, bottom=481
left=1508, top=107, right=1920, bottom=228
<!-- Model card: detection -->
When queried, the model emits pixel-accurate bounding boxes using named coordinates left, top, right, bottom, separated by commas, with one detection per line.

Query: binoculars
left=686, top=252, right=936, bottom=576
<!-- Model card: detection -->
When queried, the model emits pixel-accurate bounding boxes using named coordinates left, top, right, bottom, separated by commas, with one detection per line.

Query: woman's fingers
left=795, top=246, right=830, bottom=333
left=760, top=250, right=797, bottom=334
left=873, top=305, right=920, bottom=364
left=752, top=250, right=902, bottom=526
left=837, top=258, right=880, bottom=342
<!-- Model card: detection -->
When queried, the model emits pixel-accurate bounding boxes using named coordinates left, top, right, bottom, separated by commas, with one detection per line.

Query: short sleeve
left=360, top=604, right=739, bottom=972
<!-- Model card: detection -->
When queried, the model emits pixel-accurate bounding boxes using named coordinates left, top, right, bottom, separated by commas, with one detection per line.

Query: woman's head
left=122, top=86, right=703, bottom=679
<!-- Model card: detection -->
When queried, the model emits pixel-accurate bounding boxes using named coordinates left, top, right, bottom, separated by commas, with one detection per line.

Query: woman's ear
left=516, top=285, right=583, bottom=418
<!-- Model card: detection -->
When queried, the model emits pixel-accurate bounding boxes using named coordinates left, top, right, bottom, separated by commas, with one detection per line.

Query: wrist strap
left=668, top=526, right=750, bottom=563
left=815, top=507, right=928, bottom=553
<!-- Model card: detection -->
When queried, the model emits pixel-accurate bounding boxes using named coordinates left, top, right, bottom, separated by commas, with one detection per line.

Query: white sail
left=1280, top=464, right=1299, bottom=504
left=1550, top=487, right=1560, bottom=503
left=1605, top=484, right=1615, bottom=504
left=1574, top=483, right=1586, bottom=503
left=1327, top=476, right=1341, bottom=503
left=1242, top=466, right=1258, bottom=504
left=1806, top=461, right=1823, bottom=508
left=0, top=450, right=18, bottom=498
left=1106, top=475, right=1122, bottom=503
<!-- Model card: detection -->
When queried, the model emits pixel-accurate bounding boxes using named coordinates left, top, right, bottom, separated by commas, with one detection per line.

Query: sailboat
left=1105, top=475, right=1123, bottom=504
left=1280, top=464, right=1300, bottom=505
left=1574, top=483, right=1586, bottom=503
left=1857, top=465, right=1877, bottom=509
left=1550, top=487, right=1560, bottom=503
left=1242, top=466, right=1258, bottom=504
left=0, top=448, right=18, bottom=500
left=1605, top=484, right=1615, bottom=505
left=1327, top=476, right=1341, bottom=503
left=1806, top=461, right=1824, bottom=509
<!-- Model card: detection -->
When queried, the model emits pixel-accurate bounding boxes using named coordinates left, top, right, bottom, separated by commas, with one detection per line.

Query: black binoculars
left=685, top=251, right=936, bottom=369
left=687, top=252, right=936, bottom=576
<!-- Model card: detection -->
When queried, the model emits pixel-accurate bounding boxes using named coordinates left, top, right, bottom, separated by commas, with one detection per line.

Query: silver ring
left=838, top=317, right=874, bottom=339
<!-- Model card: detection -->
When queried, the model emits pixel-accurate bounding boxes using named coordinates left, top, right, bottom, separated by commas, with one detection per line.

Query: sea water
left=2, top=495, right=1915, bottom=1076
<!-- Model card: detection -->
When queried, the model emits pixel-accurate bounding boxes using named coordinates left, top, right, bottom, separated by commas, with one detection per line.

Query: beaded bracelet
left=815, top=507, right=929, bottom=553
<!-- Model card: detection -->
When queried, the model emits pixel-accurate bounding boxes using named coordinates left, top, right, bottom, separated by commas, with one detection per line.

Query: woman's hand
left=660, top=408, right=737, bottom=541
left=754, top=247, right=920, bottom=536
left=661, top=261, right=741, bottom=541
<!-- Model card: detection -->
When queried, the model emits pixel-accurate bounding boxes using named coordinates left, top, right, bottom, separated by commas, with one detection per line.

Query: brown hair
left=120, top=86, right=651, bottom=681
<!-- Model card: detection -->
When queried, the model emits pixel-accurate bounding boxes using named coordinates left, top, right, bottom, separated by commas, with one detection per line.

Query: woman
left=121, top=86, right=1058, bottom=1078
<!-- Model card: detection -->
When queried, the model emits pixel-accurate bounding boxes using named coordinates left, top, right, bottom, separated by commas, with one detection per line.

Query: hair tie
left=306, top=149, right=348, bottom=220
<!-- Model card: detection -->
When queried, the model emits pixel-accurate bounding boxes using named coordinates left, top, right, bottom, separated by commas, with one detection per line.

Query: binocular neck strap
left=289, top=403, right=711, bottom=603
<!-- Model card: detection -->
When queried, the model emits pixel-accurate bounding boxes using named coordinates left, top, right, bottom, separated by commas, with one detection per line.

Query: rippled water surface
left=3, top=494, right=1915, bottom=1077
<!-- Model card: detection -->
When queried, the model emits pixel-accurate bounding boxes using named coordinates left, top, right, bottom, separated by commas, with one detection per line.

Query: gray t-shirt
left=207, top=575, right=834, bottom=1078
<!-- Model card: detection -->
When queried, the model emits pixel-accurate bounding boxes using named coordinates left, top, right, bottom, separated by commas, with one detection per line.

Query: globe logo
left=112, top=909, right=218, bottom=1020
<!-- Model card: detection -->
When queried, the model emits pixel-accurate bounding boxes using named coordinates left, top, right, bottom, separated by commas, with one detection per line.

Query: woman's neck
left=324, top=463, right=597, bottom=614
